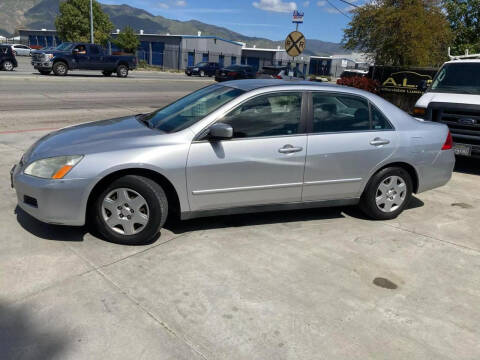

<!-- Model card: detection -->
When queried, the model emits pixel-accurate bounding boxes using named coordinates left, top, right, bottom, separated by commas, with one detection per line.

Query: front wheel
left=116, top=64, right=128, bottom=78
left=199, top=70, right=205, bottom=77
left=2, top=60, right=14, bottom=71
left=53, top=61, right=68, bottom=76
left=359, top=167, right=412, bottom=220
left=92, top=175, right=168, bottom=245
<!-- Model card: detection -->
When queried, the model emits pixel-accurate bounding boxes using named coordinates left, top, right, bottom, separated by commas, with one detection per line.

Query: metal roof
left=222, top=79, right=334, bottom=91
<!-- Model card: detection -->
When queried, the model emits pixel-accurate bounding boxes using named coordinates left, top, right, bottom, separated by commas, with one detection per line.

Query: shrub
left=336, top=76, right=380, bottom=94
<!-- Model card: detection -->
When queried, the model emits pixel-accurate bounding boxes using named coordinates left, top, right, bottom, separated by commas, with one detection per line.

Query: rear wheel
left=92, top=175, right=168, bottom=245
left=53, top=61, right=68, bottom=76
left=2, top=60, right=14, bottom=71
left=116, top=64, right=128, bottom=78
left=102, top=71, right=112, bottom=77
left=39, top=70, right=51, bottom=75
left=359, top=167, right=412, bottom=220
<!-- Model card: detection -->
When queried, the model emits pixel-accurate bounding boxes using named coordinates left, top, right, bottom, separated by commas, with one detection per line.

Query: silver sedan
left=11, top=80, right=455, bottom=245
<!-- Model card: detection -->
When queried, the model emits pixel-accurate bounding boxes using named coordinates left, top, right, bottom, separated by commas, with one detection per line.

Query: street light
left=90, top=0, right=94, bottom=44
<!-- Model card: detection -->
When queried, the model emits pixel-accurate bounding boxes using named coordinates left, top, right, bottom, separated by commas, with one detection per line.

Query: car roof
left=445, top=59, right=480, bottom=64
left=222, top=79, right=333, bottom=91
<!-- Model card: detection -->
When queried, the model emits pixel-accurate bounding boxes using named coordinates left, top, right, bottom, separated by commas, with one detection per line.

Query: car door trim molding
left=303, top=178, right=362, bottom=186
left=192, top=181, right=303, bottom=195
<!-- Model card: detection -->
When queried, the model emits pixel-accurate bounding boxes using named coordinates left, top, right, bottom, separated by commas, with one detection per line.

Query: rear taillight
left=229, top=71, right=238, bottom=76
left=441, top=131, right=453, bottom=150
left=275, top=75, right=282, bottom=79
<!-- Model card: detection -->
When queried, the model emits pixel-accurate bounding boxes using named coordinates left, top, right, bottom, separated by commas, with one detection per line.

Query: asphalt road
left=1, top=61, right=480, bottom=359
left=0, top=56, right=213, bottom=132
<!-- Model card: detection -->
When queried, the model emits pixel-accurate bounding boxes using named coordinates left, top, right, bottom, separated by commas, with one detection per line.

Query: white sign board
left=341, top=59, right=348, bottom=68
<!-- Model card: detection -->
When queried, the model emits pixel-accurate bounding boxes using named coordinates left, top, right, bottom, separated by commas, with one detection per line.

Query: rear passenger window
left=223, top=92, right=303, bottom=138
left=371, top=105, right=393, bottom=130
left=312, top=93, right=370, bottom=133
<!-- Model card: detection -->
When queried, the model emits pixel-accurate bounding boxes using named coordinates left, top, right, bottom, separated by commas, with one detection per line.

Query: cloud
left=316, top=0, right=326, bottom=6
left=303, top=1, right=310, bottom=6
left=175, top=0, right=186, bottom=6
left=252, top=0, right=297, bottom=13
left=155, top=2, right=169, bottom=9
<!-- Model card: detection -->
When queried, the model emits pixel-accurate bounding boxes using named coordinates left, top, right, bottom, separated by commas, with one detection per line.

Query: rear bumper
left=417, top=149, right=455, bottom=193
left=12, top=165, right=93, bottom=226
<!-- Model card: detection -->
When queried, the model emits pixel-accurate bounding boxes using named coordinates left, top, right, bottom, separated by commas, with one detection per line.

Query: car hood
left=24, top=115, right=163, bottom=162
left=416, top=91, right=480, bottom=107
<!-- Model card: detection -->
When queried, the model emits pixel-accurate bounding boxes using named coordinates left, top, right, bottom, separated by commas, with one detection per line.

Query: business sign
left=285, top=31, right=306, bottom=57
left=369, top=66, right=438, bottom=95
left=292, top=10, right=304, bottom=23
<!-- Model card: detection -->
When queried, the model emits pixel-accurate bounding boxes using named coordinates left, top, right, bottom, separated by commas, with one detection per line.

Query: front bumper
left=32, top=60, right=52, bottom=70
left=12, top=164, right=93, bottom=226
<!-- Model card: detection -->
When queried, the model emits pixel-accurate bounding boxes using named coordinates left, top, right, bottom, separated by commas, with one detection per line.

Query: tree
left=112, top=26, right=140, bottom=54
left=343, top=0, right=452, bottom=67
left=55, top=0, right=114, bottom=45
left=444, top=0, right=480, bottom=55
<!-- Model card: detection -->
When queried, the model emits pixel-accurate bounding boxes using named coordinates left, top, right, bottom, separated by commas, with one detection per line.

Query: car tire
left=199, top=70, right=205, bottom=77
left=116, top=64, right=128, bottom=78
left=2, top=60, right=14, bottom=71
left=53, top=61, right=68, bottom=76
left=92, top=175, right=168, bottom=245
left=102, top=71, right=112, bottom=77
left=359, top=167, right=412, bottom=220
left=39, top=70, right=51, bottom=75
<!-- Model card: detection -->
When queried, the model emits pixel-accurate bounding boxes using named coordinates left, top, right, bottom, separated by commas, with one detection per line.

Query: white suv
left=414, top=58, right=480, bottom=158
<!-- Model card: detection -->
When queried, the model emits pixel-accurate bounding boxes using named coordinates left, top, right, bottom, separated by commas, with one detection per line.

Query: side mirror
left=208, top=122, right=233, bottom=140
left=417, top=80, right=428, bottom=92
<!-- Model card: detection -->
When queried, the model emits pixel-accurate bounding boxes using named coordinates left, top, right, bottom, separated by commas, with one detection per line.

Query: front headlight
left=193, top=67, right=199, bottom=71
left=24, top=155, right=83, bottom=179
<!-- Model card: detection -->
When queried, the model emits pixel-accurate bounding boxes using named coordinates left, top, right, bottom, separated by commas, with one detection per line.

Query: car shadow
left=0, top=301, right=71, bottom=360
left=342, top=196, right=425, bottom=220
left=31, top=73, right=108, bottom=78
left=454, top=157, right=480, bottom=175
left=164, top=206, right=347, bottom=235
left=15, top=206, right=87, bottom=242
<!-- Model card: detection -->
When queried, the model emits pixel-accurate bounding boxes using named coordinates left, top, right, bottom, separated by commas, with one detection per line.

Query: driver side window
left=222, top=92, right=303, bottom=138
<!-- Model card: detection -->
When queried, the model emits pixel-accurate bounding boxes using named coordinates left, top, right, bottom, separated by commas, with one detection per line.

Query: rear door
left=303, top=91, right=397, bottom=201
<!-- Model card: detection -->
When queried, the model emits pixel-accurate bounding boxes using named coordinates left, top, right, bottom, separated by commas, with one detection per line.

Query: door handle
left=370, top=137, right=390, bottom=146
left=278, top=144, right=303, bottom=153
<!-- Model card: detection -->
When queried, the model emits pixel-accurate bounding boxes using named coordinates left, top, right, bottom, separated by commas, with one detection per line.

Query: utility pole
left=90, top=0, right=94, bottom=44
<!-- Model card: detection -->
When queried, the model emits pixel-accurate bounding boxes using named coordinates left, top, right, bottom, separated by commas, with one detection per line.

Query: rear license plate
left=221, top=72, right=226, bottom=76
left=453, top=143, right=472, bottom=156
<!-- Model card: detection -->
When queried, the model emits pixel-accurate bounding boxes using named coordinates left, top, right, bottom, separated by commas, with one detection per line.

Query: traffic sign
left=285, top=31, right=306, bottom=57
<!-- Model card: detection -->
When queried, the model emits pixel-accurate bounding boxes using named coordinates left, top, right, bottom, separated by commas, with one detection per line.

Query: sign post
left=286, top=10, right=306, bottom=77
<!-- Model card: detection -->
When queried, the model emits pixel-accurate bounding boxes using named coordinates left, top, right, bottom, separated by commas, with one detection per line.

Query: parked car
left=185, top=62, right=219, bottom=77
left=415, top=57, right=480, bottom=158
left=215, top=65, right=256, bottom=82
left=0, top=44, right=17, bottom=71
left=31, top=42, right=137, bottom=77
left=11, top=80, right=454, bottom=245
left=256, top=65, right=288, bottom=79
left=339, top=69, right=369, bottom=78
left=276, top=67, right=306, bottom=80
left=9, top=44, right=32, bottom=56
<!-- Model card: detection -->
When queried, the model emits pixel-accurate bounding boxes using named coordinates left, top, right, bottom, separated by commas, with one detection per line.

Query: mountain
left=1, top=0, right=348, bottom=56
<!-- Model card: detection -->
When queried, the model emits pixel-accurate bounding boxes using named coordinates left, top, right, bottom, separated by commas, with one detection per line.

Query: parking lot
left=1, top=59, right=480, bottom=359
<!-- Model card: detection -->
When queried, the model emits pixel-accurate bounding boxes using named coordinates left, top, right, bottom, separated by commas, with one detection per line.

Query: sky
left=98, top=0, right=363, bottom=43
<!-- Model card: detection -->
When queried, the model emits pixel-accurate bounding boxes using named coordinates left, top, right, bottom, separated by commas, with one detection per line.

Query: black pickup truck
left=31, top=42, right=137, bottom=77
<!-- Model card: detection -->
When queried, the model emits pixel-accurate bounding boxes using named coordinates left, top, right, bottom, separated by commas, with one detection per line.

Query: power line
left=326, top=0, right=351, bottom=18
left=337, top=0, right=359, bottom=8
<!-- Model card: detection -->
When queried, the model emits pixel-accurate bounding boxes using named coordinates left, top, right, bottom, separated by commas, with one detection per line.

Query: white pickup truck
left=414, top=52, right=480, bottom=158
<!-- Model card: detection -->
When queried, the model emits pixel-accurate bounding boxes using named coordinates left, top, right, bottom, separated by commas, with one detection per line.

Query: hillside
left=1, top=0, right=348, bottom=56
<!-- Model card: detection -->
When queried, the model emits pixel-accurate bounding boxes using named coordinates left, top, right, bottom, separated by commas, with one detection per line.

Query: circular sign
left=285, top=31, right=306, bottom=57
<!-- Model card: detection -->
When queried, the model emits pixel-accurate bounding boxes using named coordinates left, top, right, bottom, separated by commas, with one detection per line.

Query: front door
left=187, top=91, right=307, bottom=211
left=303, top=91, right=397, bottom=201
left=73, top=44, right=91, bottom=69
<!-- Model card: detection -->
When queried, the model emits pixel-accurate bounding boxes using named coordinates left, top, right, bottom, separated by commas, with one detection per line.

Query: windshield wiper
left=135, top=113, right=152, bottom=128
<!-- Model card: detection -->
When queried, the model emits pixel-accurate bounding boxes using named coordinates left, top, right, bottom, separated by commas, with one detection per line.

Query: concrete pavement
left=1, top=66, right=480, bottom=359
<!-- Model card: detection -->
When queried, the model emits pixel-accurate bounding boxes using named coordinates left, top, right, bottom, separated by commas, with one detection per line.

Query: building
left=309, top=53, right=373, bottom=78
left=18, top=29, right=309, bottom=72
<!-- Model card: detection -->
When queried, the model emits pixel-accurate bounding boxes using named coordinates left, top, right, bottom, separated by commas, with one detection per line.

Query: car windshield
left=55, top=43, right=75, bottom=51
left=140, top=84, right=245, bottom=133
left=195, top=62, right=208, bottom=67
left=430, top=63, right=480, bottom=94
